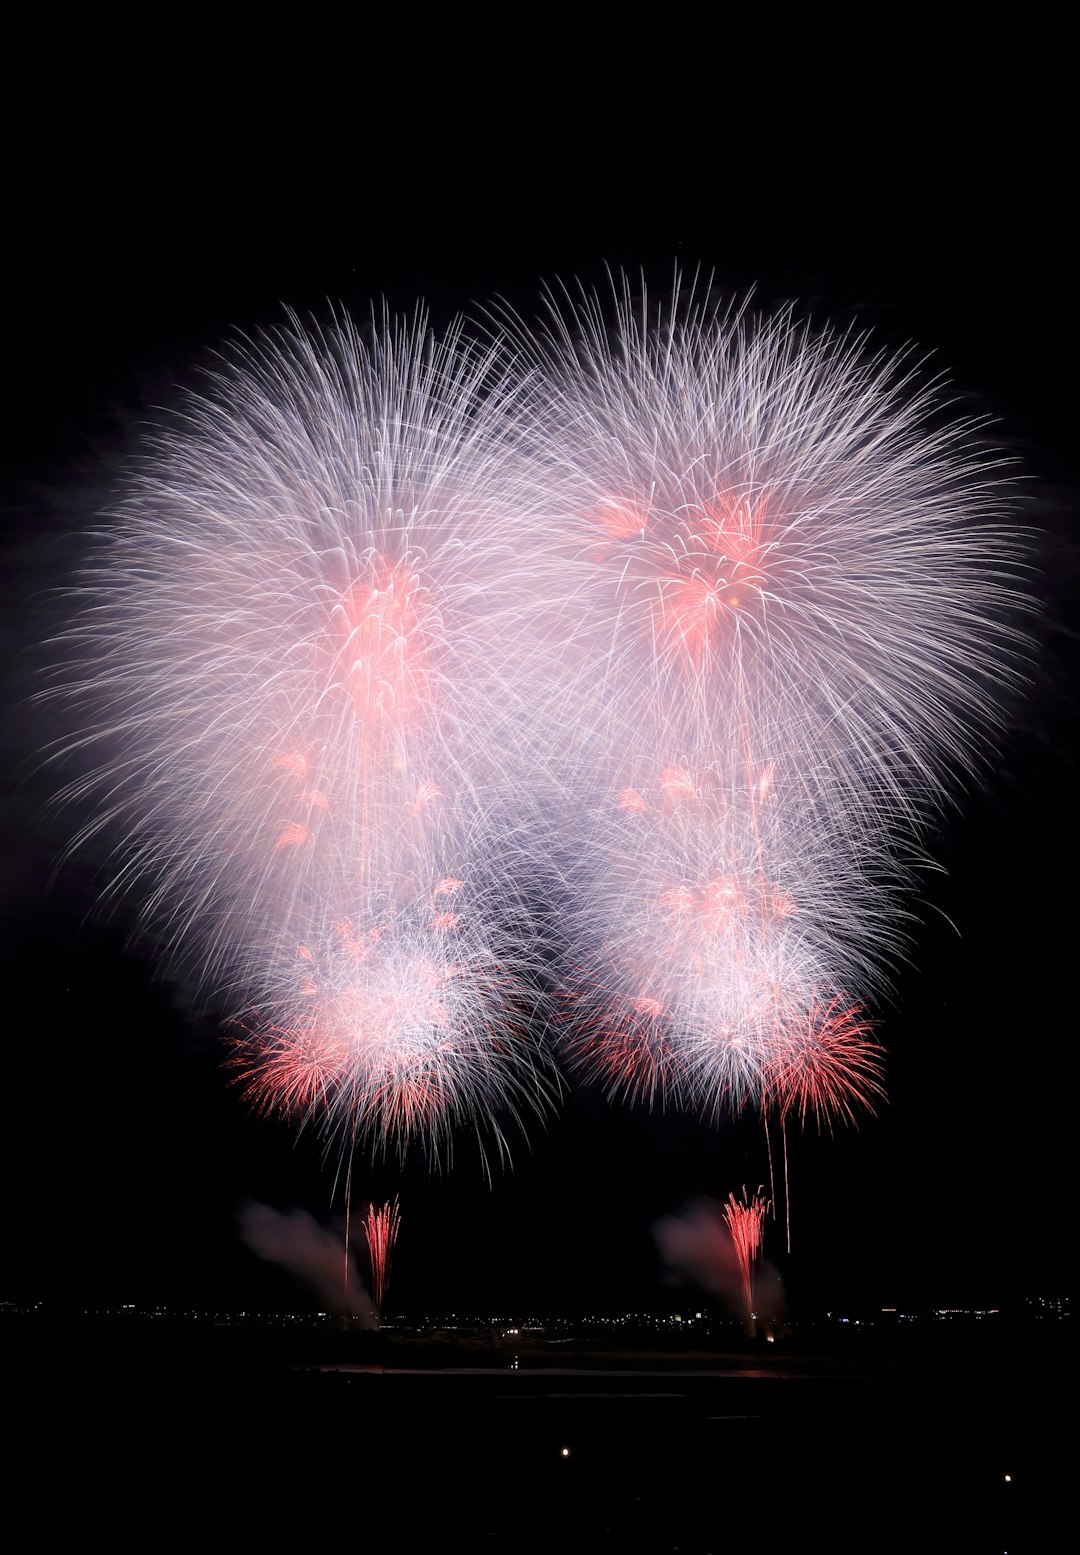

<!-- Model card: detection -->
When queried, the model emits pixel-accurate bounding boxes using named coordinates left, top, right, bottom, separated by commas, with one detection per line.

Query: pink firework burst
left=499, top=269, right=1028, bottom=837
left=494, top=267, right=1027, bottom=1166
left=49, top=269, right=1032, bottom=1217
left=229, top=899, right=557, bottom=1172
left=55, top=306, right=562, bottom=1173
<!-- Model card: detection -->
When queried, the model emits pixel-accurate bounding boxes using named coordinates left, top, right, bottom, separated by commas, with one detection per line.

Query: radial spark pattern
left=51, top=272, right=1029, bottom=1173
left=495, top=271, right=1027, bottom=1121
left=54, top=309, right=559, bottom=1168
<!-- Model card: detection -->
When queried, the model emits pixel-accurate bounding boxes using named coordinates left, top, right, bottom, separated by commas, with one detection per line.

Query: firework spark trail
left=361, top=1196, right=401, bottom=1322
left=493, top=269, right=1028, bottom=1125
left=51, top=307, right=561, bottom=1171
left=723, top=1186, right=770, bottom=1331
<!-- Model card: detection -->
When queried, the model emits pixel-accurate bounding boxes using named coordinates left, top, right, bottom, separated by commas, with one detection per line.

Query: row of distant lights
left=407, top=1312, right=709, bottom=1329
left=58, top=1307, right=713, bottom=1324
left=35, top=1297, right=1068, bottom=1323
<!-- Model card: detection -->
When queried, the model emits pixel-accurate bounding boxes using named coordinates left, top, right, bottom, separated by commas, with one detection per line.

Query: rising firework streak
left=723, top=1186, right=770, bottom=1332
left=361, top=1196, right=401, bottom=1323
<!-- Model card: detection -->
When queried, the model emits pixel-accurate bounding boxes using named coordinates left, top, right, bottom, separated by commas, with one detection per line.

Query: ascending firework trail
left=361, top=1196, right=401, bottom=1323
left=723, top=1186, right=770, bottom=1333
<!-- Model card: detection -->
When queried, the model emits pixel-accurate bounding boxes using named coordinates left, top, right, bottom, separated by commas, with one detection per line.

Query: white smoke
left=655, top=1197, right=786, bottom=1335
left=239, top=1201, right=376, bottom=1324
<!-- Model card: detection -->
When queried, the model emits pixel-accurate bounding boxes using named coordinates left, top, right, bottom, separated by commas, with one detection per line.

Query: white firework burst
left=48, top=306, right=560, bottom=1167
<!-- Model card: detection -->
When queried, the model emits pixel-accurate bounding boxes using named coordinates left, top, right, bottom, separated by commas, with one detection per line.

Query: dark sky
left=3, top=93, right=1076, bottom=1319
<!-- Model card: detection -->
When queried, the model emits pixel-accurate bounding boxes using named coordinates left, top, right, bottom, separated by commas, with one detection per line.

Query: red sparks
left=703, top=488, right=771, bottom=586
left=274, top=750, right=309, bottom=780
left=226, top=919, right=538, bottom=1162
left=723, top=1185, right=770, bottom=1331
left=656, top=570, right=734, bottom=662
left=617, top=787, right=649, bottom=813
left=361, top=1196, right=401, bottom=1323
left=228, top=1013, right=350, bottom=1115
left=660, top=767, right=697, bottom=798
left=333, top=561, right=430, bottom=722
left=413, top=779, right=441, bottom=811
left=657, top=875, right=761, bottom=935
left=593, top=497, right=650, bottom=541
left=588, top=485, right=776, bottom=666
left=562, top=963, right=689, bottom=1110
left=766, top=994, right=885, bottom=1130
left=274, top=821, right=311, bottom=849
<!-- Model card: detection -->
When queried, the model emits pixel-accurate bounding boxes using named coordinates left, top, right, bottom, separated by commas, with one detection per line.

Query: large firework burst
left=49, top=270, right=1030, bottom=1187
left=493, top=270, right=1027, bottom=1122
left=51, top=307, right=559, bottom=1168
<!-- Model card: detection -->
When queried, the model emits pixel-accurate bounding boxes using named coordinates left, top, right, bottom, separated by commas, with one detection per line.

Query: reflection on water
left=5, top=1325, right=1068, bottom=1552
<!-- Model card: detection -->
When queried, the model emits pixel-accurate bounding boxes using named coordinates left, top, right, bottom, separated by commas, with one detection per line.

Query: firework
left=361, top=1196, right=401, bottom=1322
left=494, top=269, right=1027, bottom=1133
left=497, top=270, right=1027, bottom=833
left=228, top=890, right=555, bottom=1172
left=723, top=1186, right=770, bottom=1331
left=49, top=271, right=1030, bottom=1206
left=51, top=307, right=560, bottom=1169
left=558, top=747, right=897, bottom=1117
left=764, top=992, right=885, bottom=1131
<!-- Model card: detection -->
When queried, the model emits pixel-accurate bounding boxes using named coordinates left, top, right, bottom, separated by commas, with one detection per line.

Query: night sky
left=3, top=96, right=1075, bottom=1320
